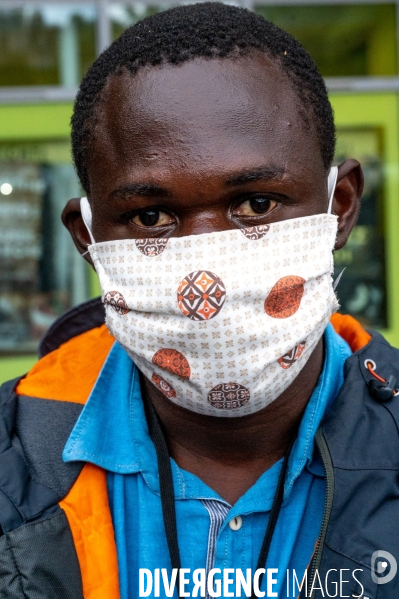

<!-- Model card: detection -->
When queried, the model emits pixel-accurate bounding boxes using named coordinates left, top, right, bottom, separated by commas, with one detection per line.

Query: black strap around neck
left=251, top=434, right=294, bottom=598
left=144, top=389, right=295, bottom=599
left=144, top=393, right=182, bottom=580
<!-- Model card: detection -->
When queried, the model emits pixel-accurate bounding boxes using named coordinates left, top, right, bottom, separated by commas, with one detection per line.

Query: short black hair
left=72, top=2, right=335, bottom=193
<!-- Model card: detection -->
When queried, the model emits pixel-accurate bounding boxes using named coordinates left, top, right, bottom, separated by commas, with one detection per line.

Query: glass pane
left=254, top=4, right=397, bottom=76
left=109, top=3, right=165, bottom=40
left=333, top=128, right=387, bottom=329
left=0, top=142, right=90, bottom=354
left=0, top=4, right=96, bottom=87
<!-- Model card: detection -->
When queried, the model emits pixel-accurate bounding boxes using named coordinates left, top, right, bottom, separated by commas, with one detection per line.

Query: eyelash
left=233, top=194, right=279, bottom=210
left=120, top=194, right=282, bottom=225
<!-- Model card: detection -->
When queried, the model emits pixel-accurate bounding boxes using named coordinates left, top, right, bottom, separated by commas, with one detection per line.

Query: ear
left=331, top=159, right=364, bottom=250
left=62, top=198, right=94, bottom=267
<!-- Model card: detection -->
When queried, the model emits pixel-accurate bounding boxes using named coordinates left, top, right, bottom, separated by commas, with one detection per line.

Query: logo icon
left=371, top=550, right=397, bottom=584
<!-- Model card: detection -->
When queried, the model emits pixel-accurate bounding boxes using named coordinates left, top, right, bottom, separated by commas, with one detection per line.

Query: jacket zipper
left=307, top=428, right=335, bottom=598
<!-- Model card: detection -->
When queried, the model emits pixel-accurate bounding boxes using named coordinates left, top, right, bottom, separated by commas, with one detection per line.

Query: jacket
left=0, top=298, right=398, bottom=599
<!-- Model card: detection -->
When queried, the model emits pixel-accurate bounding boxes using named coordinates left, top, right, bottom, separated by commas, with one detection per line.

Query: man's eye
left=131, top=209, right=174, bottom=227
left=237, top=197, right=277, bottom=216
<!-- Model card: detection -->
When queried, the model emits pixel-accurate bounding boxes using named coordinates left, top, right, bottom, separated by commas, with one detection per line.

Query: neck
left=141, top=337, right=324, bottom=504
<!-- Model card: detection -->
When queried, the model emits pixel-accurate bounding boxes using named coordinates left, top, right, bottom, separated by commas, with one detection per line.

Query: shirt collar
left=63, top=341, right=146, bottom=473
left=63, top=323, right=351, bottom=497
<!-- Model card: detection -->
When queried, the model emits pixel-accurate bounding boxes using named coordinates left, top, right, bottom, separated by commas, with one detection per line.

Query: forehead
left=88, top=54, right=324, bottom=187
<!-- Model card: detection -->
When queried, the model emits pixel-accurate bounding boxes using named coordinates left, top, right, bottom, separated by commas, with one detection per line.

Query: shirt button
left=229, top=516, right=242, bottom=531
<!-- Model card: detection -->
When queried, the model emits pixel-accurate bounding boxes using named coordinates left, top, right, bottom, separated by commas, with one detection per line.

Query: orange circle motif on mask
left=152, top=348, right=191, bottom=379
left=264, top=276, right=305, bottom=318
left=151, top=373, right=177, bottom=399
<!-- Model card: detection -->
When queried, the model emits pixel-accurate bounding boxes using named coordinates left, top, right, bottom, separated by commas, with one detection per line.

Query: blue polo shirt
left=63, top=324, right=351, bottom=598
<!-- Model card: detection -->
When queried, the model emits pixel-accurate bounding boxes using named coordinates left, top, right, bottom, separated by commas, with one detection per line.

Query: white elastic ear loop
left=327, top=166, right=338, bottom=215
left=80, top=197, right=96, bottom=244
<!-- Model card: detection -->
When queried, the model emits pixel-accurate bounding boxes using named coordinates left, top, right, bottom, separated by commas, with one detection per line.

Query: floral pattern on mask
left=177, top=270, right=226, bottom=321
left=135, top=238, right=169, bottom=256
left=208, top=382, right=250, bottom=409
left=240, top=224, right=270, bottom=240
left=278, top=342, right=306, bottom=369
left=152, top=373, right=177, bottom=399
left=104, top=291, right=130, bottom=315
left=152, top=348, right=191, bottom=379
left=264, top=276, right=305, bottom=318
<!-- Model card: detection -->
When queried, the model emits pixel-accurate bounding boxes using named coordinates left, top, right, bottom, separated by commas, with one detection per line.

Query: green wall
left=0, top=103, right=73, bottom=140
left=331, top=93, right=399, bottom=347
left=0, top=103, right=74, bottom=383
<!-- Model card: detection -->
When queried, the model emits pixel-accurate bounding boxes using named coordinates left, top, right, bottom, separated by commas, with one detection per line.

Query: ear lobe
left=332, top=159, right=364, bottom=251
left=62, top=198, right=94, bottom=267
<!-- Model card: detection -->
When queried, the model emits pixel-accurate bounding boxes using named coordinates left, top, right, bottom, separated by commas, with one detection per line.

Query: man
left=1, top=3, right=398, bottom=598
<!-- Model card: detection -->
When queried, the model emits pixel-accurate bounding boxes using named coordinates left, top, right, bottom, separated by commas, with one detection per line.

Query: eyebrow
left=110, top=182, right=169, bottom=200
left=226, top=165, right=287, bottom=187
left=109, top=164, right=287, bottom=200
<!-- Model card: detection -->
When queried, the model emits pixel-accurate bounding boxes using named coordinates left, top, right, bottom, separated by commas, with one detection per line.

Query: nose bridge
left=177, top=205, right=236, bottom=237
left=165, top=163, right=237, bottom=237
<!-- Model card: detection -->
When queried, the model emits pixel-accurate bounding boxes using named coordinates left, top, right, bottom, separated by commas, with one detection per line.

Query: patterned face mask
left=81, top=167, right=339, bottom=417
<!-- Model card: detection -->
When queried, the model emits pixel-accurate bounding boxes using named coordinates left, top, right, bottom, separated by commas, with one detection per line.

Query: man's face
left=62, top=49, right=362, bottom=424
left=85, top=53, right=330, bottom=243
